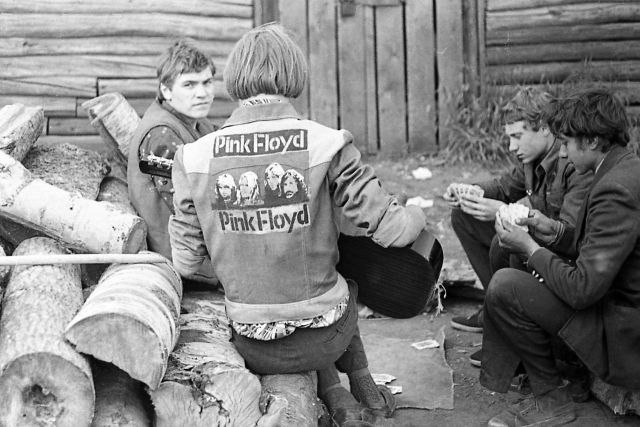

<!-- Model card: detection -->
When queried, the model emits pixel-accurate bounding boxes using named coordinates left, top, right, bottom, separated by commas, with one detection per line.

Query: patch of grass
left=438, top=69, right=640, bottom=166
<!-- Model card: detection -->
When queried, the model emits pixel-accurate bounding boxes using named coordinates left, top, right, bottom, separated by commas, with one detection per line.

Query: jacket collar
left=157, top=98, right=198, bottom=130
left=591, top=145, right=632, bottom=187
left=222, top=101, right=301, bottom=128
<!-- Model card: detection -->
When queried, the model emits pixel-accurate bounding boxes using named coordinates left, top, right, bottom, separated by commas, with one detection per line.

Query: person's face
left=219, top=183, right=232, bottom=200
left=239, top=181, right=252, bottom=198
left=283, top=176, right=298, bottom=198
left=504, top=121, right=549, bottom=164
left=267, top=173, right=280, bottom=191
left=162, top=68, right=214, bottom=119
left=558, top=135, right=599, bottom=174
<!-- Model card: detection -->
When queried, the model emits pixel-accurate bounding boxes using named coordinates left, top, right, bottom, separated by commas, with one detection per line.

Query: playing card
left=497, top=203, right=529, bottom=232
left=411, top=339, right=440, bottom=350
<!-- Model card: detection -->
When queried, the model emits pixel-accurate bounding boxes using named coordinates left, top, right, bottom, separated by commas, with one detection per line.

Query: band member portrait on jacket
left=280, top=168, right=308, bottom=203
left=169, top=23, right=428, bottom=426
left=443, top=87, right=592, bottom=366
left=214, top=173, right=238, bottom=208
left=237, top=171, right=263, bottom=207
left=264, top=162, right=285, bottom=204
left=481, top=89, right=640, bottom=426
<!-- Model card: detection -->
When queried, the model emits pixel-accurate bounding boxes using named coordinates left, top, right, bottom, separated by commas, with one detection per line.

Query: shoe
left=321, top=385, right=377, bottom=427
left=350, top=374, right=397, bottom=418
left=470, top=349, right=482, bottom=367
left=451, top=309, right=483, bottom=332
left=488, top=385, right=576, bottom=427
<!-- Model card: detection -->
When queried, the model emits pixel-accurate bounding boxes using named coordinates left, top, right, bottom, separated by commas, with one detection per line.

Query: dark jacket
left=529, top=146, right=640, bottom=389
left=479, top=140, right=591, bottom=235
left=127, top=100, right=214, bottom=259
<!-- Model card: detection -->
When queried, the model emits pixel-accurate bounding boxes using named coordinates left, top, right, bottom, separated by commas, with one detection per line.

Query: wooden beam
left=406, top=0, right=437, bottom=153
left=363, top=6, right=378, bottom=154
left=488, top=81, right=640, bottom=105
left=48, top=117, right=98, bottom=136
left=487, top=3, right=640, bottom=33
left=255, top=0, right=280, bottom=25
left=338, top=2, right=368, bottom=153
left=308, top=0, right=338, bottom=128
left=478, top=0, right=487, bottom=92
left=463, top=0, right=480, bottom=95
left=436, top=0, right=464, bottom=147
left=0, top=76, right=96, bottom=97
left=487, top=0, right=638, bottom=12
left=488, top=40, right=640, bottom=65
left=0, top=13, right=252, bottom=40
left=279, top=0, right=310, bottom=117
left=0, top=96, right=77, bottom=117
left=0, top=0, right=252, bottom=17
left=376, top=4, right=407, bottom=157
left=488, top=60, right=640, bottom=84
left=0, top=37, right=236, bottom=57
left=487, top=22, right=640, bottom=46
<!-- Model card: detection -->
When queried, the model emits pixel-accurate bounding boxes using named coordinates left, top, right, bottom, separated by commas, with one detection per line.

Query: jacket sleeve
left=528, top=179, right=638, bottom=310
left=556, top=162, right=592, bottom=227
left=327, top=134, right=426, bottom=248
left=168, top=147, right=208, bottom=276
left=477, top=163, right=527, bottom=203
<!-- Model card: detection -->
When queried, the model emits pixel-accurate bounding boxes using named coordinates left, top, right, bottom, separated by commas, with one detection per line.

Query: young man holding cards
left=443, top=88, right=592, bottom=366
left=482, top=88, right=640, bottom=427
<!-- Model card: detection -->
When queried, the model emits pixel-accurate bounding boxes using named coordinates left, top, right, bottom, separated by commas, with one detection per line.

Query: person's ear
left=587, top=137, right=599, bottom=150
left=540, top=126, right=551, bottom=137
left=160, top=83, right=172, bottom=102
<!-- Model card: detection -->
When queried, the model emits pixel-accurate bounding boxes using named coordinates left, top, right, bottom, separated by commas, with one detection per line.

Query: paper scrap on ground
left=388, top=385, right=403, bottom=395
left=411, top=339, right=440, bottom=350
left=341, top=318, right=453, bottom=410
left=406, top=196, right=434, bottom=208
left=372, top=373, right=396, bottom=384
left=411, top=167, right=433, bottom=180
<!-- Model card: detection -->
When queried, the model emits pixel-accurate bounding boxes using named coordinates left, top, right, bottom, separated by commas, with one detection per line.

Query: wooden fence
left=0, top=0, right=255, bottom=149
left=484, top=0, right=640, bottom=118
left=2, top=0, right=638, bottom=155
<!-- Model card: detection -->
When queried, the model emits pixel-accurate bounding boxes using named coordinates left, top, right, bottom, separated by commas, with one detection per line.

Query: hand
left=495, top=216, right=540, bottom=256
left=443, top=183, right=460, bottom=207
left=459, top=195, right=505, bottom=222
left=517, top=209, right=562, bottom=245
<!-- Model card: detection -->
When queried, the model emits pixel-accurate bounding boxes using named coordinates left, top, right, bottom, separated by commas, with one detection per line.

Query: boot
left=349, top=370, right=397, bottom=418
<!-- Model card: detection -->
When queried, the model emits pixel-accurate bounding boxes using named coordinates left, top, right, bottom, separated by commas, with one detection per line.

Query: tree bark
left=258, top=373, right=323, bottom=427
left=149, top=291, right=263, bottom=427
left=65, top=260, right=182, bottom=390
left=97, top=176, right=137, bottom=216
left=92, top=360, right=152, bottom=427
left=0, top=237, right=94, bottom=426
left=0, top=103, right=44, bottom=161
left=0, top=150, right=146, bottom=254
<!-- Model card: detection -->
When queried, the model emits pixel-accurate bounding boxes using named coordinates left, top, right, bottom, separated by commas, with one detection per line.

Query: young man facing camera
left=483, top=89, right=640, bottom=427
left=128, top=40, right=218, bottom=285
left=444, top=88, right=591, bottom=366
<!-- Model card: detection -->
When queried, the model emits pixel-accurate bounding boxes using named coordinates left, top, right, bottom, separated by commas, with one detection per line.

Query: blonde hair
left=224, top=23, right=307, bottom=100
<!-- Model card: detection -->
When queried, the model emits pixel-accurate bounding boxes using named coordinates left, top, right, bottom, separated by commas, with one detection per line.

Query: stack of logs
left=0, top=102, right=325, bottom=426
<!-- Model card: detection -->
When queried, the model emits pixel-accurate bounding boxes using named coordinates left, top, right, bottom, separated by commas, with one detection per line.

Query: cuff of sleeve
left=171, top=248, right=206, bottom=277
left=372, top=204, right=426, bottom=248
left=528, top=247, right=553, bottom=274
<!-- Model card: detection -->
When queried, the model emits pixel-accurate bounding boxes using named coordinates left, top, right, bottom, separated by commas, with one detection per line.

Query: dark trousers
left=231, top=281, right=367, bottom=375
left=480, top=268, right=576, bottom=396
left=451, top=208, right=523, bottom=289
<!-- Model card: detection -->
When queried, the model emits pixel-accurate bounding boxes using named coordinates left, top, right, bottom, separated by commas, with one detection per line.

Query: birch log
left=0, top=103, right=44, bottom=161
left=258, top=373, right=323, bottom=427
left=97, top=176, right=137, bottom=216
left=149, top=291, right=263, bottom=427
left=591, top=377, right=640, bottom=416
left=92, top=360, right=151, bottom=427
left=0, top=150, right=146, bottom=254
left=0, top=237, right=94, bottom=426
left=65, top=259, right=182, bottom=390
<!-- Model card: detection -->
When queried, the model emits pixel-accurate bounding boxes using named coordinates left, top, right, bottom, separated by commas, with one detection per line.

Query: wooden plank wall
left=0, top=0, right=254, bottom=146
left=484, top=0, right=640, bottom=118
left=276, top=0, right=477, bottom=156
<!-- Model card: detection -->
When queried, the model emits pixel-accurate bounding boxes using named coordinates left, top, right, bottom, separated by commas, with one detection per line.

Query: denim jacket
left=169, top=101, right=426, bottom=324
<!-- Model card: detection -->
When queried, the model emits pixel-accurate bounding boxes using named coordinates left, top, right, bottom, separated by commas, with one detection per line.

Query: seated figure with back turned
left=127, top=39, right=218, bottom=285
left=443, top=88, right=592, bottom=366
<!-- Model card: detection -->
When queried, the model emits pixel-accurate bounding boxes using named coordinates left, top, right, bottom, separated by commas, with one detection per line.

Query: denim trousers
left=231, top=280, right=368, bottom=375
left=480, top=268, right=576, bottom=396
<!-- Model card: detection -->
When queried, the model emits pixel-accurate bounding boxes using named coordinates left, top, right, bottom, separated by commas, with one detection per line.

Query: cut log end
left=65, top=316, right=166, bottom=390
left=0, top=353, right=94, bottom=427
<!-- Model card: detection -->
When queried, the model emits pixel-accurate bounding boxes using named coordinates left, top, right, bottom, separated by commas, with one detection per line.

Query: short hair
left=156, top=39, right=216, bottom=100
left=502, top=87, right=553, bottom=131
left=546, top=88, right=630, bottom=149
left=224, top=23, right=307, bottom=100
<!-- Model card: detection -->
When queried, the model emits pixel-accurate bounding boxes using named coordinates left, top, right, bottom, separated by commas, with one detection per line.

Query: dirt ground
left=365, top=155, right=640, bottom=427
